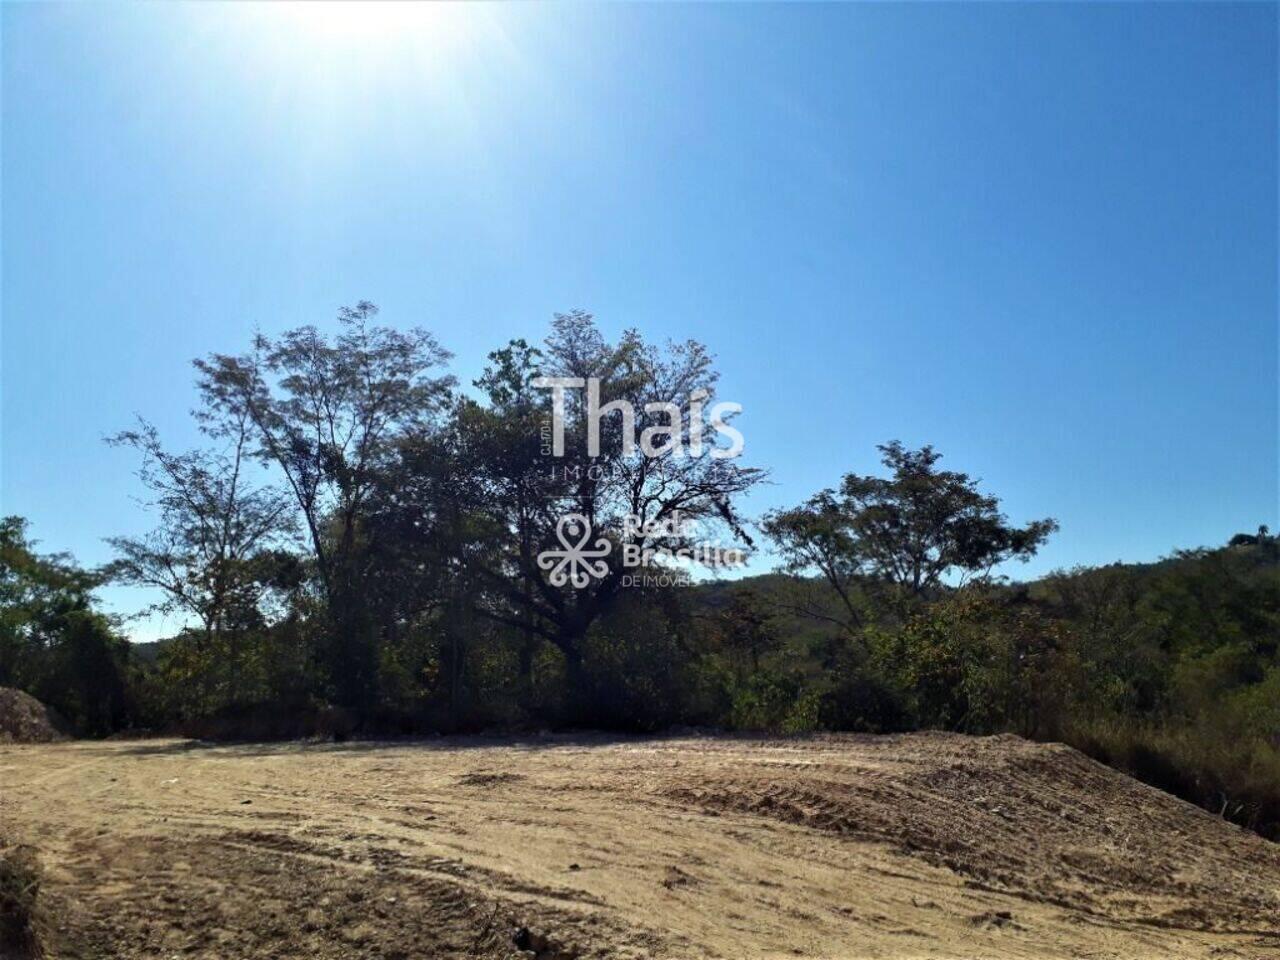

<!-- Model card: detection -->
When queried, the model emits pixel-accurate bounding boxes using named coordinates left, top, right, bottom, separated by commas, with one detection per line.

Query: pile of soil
left=659, top=732, right=1280, bottom=932
left=0, top=688, right=65, bottom=743
left=7, top=733, right=1280, bottom=959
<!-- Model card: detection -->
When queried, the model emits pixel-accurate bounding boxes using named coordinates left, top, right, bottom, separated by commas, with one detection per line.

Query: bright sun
left=204, top=1, right=513, bottom=178
left=281, top=2, right=470, bottom=46
left=235, top=1, right=479, bottom=65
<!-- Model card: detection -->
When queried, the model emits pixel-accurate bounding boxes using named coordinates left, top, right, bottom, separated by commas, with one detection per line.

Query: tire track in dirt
left=5, top=733, right=1279, bottom=959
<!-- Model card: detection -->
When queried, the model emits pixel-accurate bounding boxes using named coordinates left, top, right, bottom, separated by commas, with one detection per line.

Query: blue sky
left=3, top=2, right=1276, bottom=640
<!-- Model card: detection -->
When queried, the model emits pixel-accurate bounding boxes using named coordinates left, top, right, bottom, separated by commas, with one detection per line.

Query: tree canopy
left=3, top=302, right=1275, bottom=839
left=764, top=441, right=1058, bottom=628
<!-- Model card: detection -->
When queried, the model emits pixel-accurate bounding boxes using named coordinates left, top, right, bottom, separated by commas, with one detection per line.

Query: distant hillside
left=129, top=639, right=172, bottom=664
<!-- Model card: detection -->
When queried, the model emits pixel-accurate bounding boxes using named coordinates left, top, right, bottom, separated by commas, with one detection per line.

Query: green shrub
left=869, top=589, right=1077, bottom=738
left=1066, top=717, right=1280, bottom=840
left=726, top=672, right=818, bottom=733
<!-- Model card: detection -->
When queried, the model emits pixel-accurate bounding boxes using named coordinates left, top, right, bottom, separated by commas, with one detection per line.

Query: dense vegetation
left=1, top=305, right=1276, bottom=839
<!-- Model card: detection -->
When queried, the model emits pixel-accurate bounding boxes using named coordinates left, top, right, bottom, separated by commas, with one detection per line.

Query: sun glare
left=282, top=2, right=469, bottom=47
left=235, top=1, right=480, bottom=67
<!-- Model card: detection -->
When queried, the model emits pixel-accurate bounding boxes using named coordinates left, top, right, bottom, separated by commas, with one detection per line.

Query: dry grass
left=1068, top=718, right=1280, bottom=840
left=0, top=837, right=43, bottom=959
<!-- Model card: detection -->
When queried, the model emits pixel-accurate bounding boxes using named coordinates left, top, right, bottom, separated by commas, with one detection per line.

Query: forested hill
left=1, top=309, right=1275, bottom=838
left=4, top=510, right=1276, bottom=837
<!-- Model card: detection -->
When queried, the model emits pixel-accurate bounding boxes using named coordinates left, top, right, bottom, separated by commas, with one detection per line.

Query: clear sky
left=2, top=2, right=1276, bottom=640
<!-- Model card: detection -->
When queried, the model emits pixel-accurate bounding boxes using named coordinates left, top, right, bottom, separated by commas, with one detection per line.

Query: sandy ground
left=2, top=731, right=1278, bottom=959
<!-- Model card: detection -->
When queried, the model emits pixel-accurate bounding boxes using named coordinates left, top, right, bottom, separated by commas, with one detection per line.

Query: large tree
left=391, top=313, right=764, bottom=701
left=764, top=442, right=1057, bottom=629
left=191, top=302, right=454, bottom=709
left=106, top=415, right=295, bottom=710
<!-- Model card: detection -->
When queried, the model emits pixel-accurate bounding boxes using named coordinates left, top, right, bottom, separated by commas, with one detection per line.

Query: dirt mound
left=0, top=688, right=65, bottom=743
left=657, top=732, right=1280, bottom=933
left=6, top=733, right=1280, bottom=959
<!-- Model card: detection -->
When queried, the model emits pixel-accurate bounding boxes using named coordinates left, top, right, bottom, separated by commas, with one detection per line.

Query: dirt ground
left=2, top=731, right=1278, bottom=960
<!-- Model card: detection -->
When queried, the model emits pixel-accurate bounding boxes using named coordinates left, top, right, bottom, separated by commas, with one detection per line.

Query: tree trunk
left=557, top=628, right=589, bottom=721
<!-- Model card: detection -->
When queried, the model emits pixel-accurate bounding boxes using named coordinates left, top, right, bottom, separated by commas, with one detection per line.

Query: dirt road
left=3, top=732, right=1278, bottom=959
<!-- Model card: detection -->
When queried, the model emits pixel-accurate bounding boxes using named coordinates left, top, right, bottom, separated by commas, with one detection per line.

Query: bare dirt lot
left=3, top=731, right=1278, bottom=959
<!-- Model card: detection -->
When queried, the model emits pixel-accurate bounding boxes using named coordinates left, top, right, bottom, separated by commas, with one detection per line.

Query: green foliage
left=193, top=302, right=456, bottom=712
left=974, top=535, right=1280, bottom=837
left=3, top=307, right=1274, bottom=843
left=1069, top=717, right=1280, bottom=839
left=763, top=442, right=1057, bottom=632
left=867, top=589, right=1076, bottom=737
left=578, top=590, right=701, bottom=730
left=726, top=672, right=819, bottom=733
left=0, top=517, right=133, bottom=735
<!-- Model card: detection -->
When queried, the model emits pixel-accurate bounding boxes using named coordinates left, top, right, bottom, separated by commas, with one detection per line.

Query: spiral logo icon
left=536, top=514, right=612, bottom=588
